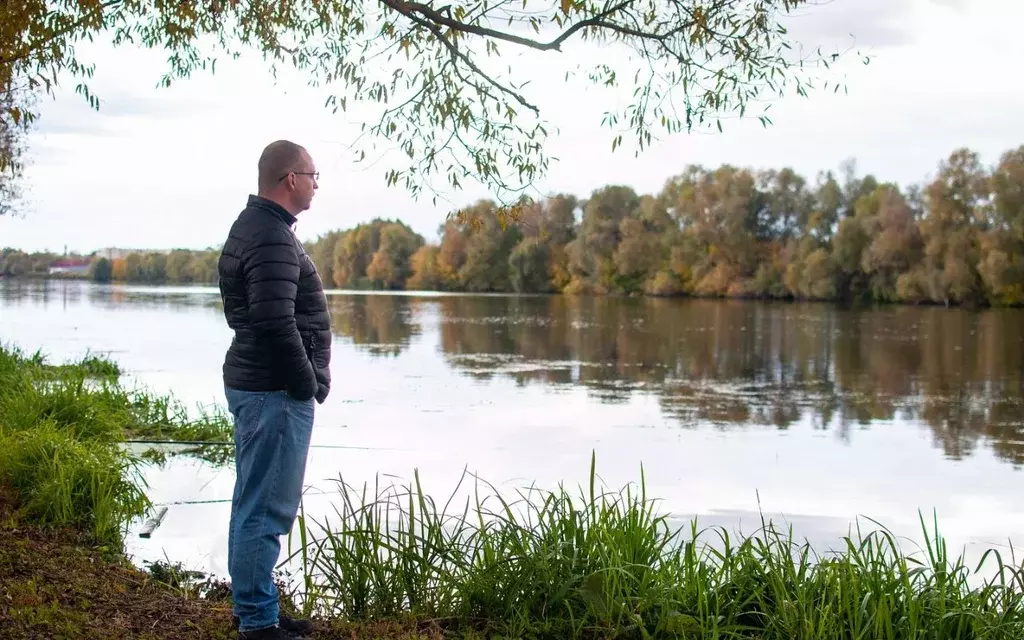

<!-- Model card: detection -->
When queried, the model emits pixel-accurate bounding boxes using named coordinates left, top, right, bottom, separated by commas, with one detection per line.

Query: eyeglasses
left=278, top=171, right=319, bottom=182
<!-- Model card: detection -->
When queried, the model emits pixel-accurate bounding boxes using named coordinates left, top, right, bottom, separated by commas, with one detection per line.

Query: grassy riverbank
left=290, top=461, right=1024, bottom=639
left=1, top=343, right=1023, bottom=638
left=0, top=342, right=231, bottom=548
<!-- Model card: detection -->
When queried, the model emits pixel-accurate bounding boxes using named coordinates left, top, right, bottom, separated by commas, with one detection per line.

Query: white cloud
left=1, top=0, right=1022, bottom=254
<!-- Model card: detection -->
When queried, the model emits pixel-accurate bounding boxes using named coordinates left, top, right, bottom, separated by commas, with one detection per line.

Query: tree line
left=5, top=143, right=1023, bottom=307
left=308, top=144, right=1024, bottom=307
left=0, top=248, right=219, bottom=284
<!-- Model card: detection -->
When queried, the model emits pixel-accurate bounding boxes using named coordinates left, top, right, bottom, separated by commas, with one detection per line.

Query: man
left=217, top=140, right=332, bottom=639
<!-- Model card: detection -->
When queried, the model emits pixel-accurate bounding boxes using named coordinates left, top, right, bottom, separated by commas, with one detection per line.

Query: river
left=2, top=278, right=1022, bottom=579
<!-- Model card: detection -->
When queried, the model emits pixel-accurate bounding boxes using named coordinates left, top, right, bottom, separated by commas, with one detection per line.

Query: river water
left=2, top=278, right=1022, bottom=579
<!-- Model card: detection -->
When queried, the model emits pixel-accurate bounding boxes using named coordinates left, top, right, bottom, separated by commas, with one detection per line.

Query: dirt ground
left=0, top=490, right=449, bottom=639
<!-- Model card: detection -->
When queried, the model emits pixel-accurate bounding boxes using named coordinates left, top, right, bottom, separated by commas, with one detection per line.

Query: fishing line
left=149, top=486, right=354, bottom=508
left=119, top=440, right=406, bottom=451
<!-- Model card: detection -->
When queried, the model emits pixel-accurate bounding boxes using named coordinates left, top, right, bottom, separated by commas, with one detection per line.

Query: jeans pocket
left=225, top=388, right=271, bottom=448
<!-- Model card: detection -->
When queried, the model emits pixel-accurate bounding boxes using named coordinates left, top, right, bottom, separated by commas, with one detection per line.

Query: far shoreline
left=1, top=275, right=1014, bottom=311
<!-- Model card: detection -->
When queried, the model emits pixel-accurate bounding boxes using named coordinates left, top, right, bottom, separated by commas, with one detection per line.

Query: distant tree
left=308, top=231, right=344, bottom=288
left=89, top=257, right=112, bottom=283
left=407, top=245, right=445, bottom=291
left=110, top=258, right=127, bottom=282
left=164, top=250, right=192, bottom=283
left=0, top=249, right=30, bottom=276
left=906, top=149, right=990, bottom=306
left=566, top=185, right=641, bottom=294
left=366, top=223, right=424, bottom=289
left=979, top=146, right=1024, bottom=305
left=449, top=201, right=523, bottom=292
left=509, top=238, right=552, bottom=293
left=331, top=220, right=423, bottom=289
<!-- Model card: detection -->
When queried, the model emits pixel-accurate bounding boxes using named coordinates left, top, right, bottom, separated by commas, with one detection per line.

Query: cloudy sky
left=2, top=0, right=1021, bottom=254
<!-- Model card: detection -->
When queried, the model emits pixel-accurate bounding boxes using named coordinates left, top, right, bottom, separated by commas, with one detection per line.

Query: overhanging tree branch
left=1, top=0, right=867, bottom=210
left=396, top=5, right=541, bottom=114
left=378, top=0, right=650, bottom=51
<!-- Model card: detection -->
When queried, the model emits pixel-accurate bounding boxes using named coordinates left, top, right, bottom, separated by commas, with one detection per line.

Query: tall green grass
left=0, top=420, right=149, bottom=548
left=291, top=455, right=1024, bottom=639
left=0, top=342, right=233, bottom=548
left=0, top=343, right=231, bottom=443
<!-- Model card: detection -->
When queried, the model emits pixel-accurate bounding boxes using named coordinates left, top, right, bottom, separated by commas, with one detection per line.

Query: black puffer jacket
left=217, top=195, right=332, bottom=403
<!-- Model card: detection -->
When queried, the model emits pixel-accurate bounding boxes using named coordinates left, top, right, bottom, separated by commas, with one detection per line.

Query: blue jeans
left=225, top=387, right=315, bottom=633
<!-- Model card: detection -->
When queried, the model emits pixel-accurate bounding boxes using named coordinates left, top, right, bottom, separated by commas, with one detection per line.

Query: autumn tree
left=333, top=225, right=378, bottom=288
left=659, top=165, right=767, bottom=296
left=2, top=0, right=862, bottom=216
left=366, top=222, right=424, bottom=289
left=905, top=149, right=990, bottom=305
left=307, top=230, right=344, bottom=287
left=758, top=168, right=814, bottom=244
left=562, top=186, right=635, bottom=293
left=164, top=250, right=192, bottom=283
left=406, top=245, right=446, bottom=290
left=857, top=185, right=923, bottom=302
left=978, top=146, right=1024, bottom=305
left=0, top=248, right=35, bottom=276
left=110, top=257, right=127, bottom=281
left=434, top=200, right=524, bottom=292
left=781, top=171, right=842, bottom=299
left=330, top=219, right=424, bottom=288
left=507, top=193, right=578, bottom=292
left=612, top=196, right=673, bottom=294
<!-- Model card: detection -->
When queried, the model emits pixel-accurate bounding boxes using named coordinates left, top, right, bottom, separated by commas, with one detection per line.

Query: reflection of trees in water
left=6, top=279, right=224, bottom=313
left=330, top=295, right=421, bottom=357
left=25, top=282, right=1021, bottom=465
left=428, top=296, right=1024, bottom=467
left=320, top=291, right=1023, bottom=466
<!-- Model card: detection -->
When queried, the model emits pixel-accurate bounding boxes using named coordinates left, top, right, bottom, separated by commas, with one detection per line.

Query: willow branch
left=399, top=7, right=540, bottom=113
left=378, top=0, right=661, bottom=52
left=0, top=0, right=123, bottom=67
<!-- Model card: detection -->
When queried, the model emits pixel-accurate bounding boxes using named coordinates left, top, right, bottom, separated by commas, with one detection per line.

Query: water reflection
left=330, top=294, right=420, bottom=357
left=330, top=293, right=1024, bottom=467
left=3, top=280, right=1022, bottom=467
left=0, top=279, right=223, bottom=312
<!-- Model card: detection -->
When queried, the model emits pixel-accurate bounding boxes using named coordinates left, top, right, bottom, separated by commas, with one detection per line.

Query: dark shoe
left=234, top=615, right=313, bottom=638
left=237, top=624, right=295, bottom=639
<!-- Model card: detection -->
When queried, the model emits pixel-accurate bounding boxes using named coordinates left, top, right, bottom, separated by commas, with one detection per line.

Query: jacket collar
left=247, top=194, right=297, bottom=227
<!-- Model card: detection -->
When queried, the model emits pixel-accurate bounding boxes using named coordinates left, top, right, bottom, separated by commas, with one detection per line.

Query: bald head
left=258, top=140, right=308, bottom=192
left=256, top=140, right=319, bottom=215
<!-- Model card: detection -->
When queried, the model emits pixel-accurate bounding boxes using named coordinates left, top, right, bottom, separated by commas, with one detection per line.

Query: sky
left=2, top=0, right=1022, bottom=254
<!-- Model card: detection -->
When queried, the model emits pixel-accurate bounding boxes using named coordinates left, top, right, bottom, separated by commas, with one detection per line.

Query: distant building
left=48, top=258, right=92, bottom=276
left=96, top=247, right=171, bottom=260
